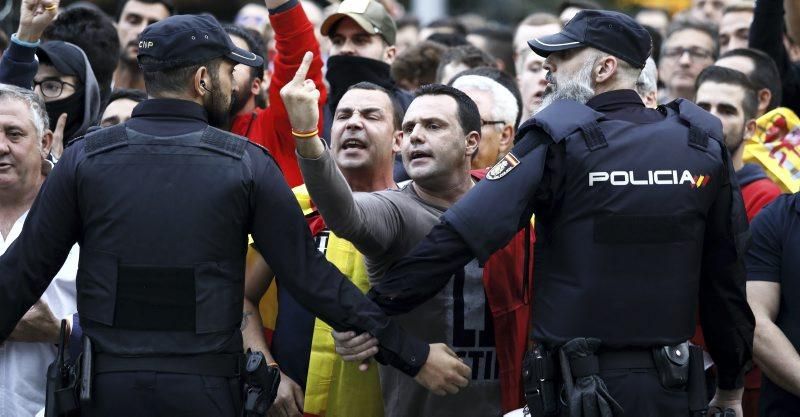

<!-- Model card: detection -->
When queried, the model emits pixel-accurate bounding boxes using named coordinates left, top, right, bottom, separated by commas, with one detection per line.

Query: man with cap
left=0, top=13, right=468, bottom=417
left=321, top=0, right=410, bottom=180
left=364, top=9, right=755, bottom=417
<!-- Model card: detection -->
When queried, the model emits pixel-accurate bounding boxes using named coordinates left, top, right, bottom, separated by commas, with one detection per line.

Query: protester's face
left=329, top=18, right=392, bottom=62
left=235, top=4, right=270, bottom=33
left=719, top=11, right=753, bottom=55
left=396, top=25, right=419, bottom=56
left=204, top=60, right=236, bottom=129
left=401, top=95, right=470, bottom=183
left=691, top=0, right=728, bottom=24
left=117, top=0, right=171, bottom=63
left=331, top=88, right=397, bottom=173
left=0, top=99, right=49, bottom=193
left=33, top=64, right=79, bottom=103
left=514, top=23, right=560, bottom=116
left=100, top=98, right=138, bottom=127
left=696, top=81, right=748, bottom=152
left=659, top=29, right=715, bottom=99
left=229, top=34, right=257, bottom=116
left=460, top=87, right=503, bottom=169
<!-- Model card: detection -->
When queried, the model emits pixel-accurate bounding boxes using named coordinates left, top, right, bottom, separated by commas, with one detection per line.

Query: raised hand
left=17, top=0, right=60, bottom=43
left=279, top=51, right=320, bottom=133
left=414, top=343, right=471, bottom=396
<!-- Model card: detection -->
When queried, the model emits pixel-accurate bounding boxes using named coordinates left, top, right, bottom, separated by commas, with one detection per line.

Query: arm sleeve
left=746, top=195, right=788, bottom=282
left=0, top=145, right=82, bottom=341
left=264, top=2, right=327, bottom=185
left=249, top=149, right=428, bottom=375
left=0, top=40, right=38, bottom=89
left=369, top=221, right=474, bottom=315
left=750, top=0, right=800, bottom=112
left=443, top=129, right=550, bottom=262
left=699, top=147, right=756, bottom=390
left=297, top=148, right=402, bottom=256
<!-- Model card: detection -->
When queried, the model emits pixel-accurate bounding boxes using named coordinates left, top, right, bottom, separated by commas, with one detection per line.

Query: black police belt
left=523, top=338, right=706, bottom=417
left=94, top=353, right=244, bottom=378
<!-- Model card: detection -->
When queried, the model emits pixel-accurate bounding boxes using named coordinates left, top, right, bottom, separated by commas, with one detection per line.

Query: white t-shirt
left=0, top=211, right=79, bottom=417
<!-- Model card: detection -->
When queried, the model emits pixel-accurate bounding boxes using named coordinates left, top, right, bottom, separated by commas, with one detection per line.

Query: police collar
left=131, top=98, right=209, bottom=124
left=586, top=89, right=644, bottom=113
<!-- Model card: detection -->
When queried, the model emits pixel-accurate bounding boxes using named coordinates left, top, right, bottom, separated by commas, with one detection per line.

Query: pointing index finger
left=292, top=51, right=314, bottom=84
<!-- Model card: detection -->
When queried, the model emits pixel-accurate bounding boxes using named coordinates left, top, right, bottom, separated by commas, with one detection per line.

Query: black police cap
left=528, top=10, right=652, bottom=69
left=137, top=14, right=264, bottom=72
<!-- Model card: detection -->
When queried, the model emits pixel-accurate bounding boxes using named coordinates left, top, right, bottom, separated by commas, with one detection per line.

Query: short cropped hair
left=115, top=0, right=176, bottom=20
left=391, top=41, right=447, bottom=89
left=0, top=83, right=50, bottom=138
left=140, top=57, right=222, bottom=97
left=414, top=84, right=481, bottom=137
left=449, top=66, right=523, bottom=127
left=696, top=65, right=759, bottom=121
left=435, top=45, right=497, bottom=83
left=663, top=17, right=720, bottom=60
left=720, top=48, right=783, bottom=112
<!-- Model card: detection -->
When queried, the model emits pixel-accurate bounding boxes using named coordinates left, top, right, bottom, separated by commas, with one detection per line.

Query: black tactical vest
left=529, top=99, right=729, bottom=348
left=74, top=123, right=254, bottom=356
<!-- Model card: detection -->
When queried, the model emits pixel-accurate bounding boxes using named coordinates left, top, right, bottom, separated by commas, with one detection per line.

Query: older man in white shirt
left=0, top=84, right=78, bottom=417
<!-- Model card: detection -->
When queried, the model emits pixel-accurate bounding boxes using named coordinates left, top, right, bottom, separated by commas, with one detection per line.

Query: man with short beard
left=112, top=0, right=174, bottom=91
left=0, top=14, right=451, bottom=417
left=371, top=10, right=754, bottom=417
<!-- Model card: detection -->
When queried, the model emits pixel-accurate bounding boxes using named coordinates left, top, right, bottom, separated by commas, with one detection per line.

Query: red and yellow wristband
left=291, top=128, right=319, bottom=138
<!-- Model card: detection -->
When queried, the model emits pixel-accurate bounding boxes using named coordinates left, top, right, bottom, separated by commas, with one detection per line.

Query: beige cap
left=321, top=0, right=397, bottom=45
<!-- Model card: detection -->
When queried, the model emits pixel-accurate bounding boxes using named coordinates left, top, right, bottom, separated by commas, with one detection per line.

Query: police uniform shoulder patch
left=486, top=153, right=520, bottom=180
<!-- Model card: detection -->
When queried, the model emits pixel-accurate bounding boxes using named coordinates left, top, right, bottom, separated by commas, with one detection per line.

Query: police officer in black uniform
left=0, top=14, right=464, bottom=417
left=369, top=10, right=755, bottom=417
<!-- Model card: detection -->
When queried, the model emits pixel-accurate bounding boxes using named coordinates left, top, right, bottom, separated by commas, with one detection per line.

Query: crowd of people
left=1, top=0, right=800, bottom=416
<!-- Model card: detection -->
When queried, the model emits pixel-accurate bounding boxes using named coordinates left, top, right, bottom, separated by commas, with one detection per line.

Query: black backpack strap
left=579, top=120, right=608, bottom=151
left=523, top=99, right=606, bottom=151
left=84, top=124, right=129, bottom=157
left=669, top=98, right=723, bottom=151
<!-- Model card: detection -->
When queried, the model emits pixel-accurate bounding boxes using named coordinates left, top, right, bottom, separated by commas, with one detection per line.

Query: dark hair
left=0, top=28, right=8, bottom=53
left=468, top=26, right=514, bottom=77
left=427, top=32, right=470, bottom=47
left=141, top=57, right=222, bottom=96
left=43, top=6, right=120, bottom=104
left=449, top=66, right=523, bottom=128
left=557, top=0, right=602, bottom=15
left=664, top=17, right=720, bottom=60
left=696, top=65, right=759, bottom=121
left=396, top=15, right=420, bottom=30
left=414, top=84, right=481, bottom=137
left=720, top=48, right=782, bottom=112
left=222, top=24, right=268, bottom=79
left=425, top=18, right=467, bottom=36
left=115, top=0, right=176, bottom=21
left=347, top=81, right=405, bottom=130
left=435, top=44, right=497, bottom=83
left=107, top=88, right=148, bottom=104
left=391, top=41, right=447, bottom=90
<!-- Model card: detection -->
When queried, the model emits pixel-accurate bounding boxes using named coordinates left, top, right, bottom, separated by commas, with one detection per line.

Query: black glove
left=561, top=338, right=624, bottom=417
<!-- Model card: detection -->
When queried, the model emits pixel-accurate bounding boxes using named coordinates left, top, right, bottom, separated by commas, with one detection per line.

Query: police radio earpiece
left=200, top=80, right=212, bottom=93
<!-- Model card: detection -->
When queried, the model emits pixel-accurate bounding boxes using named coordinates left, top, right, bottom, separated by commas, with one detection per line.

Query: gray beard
left=534, top=61, right=596, bottom=116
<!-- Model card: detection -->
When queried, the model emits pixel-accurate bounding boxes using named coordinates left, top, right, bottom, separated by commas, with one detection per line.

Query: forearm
left=0, top=40, right=38, bottom=88
left=753, top=318, right=800, bottom=396
left=751, top=0, right=790, bottom=72
left=294, top=134, right=326, bottom=159
left=242, top=297, right=275, bottom=363
left=370, top=221, right=474, bottom=315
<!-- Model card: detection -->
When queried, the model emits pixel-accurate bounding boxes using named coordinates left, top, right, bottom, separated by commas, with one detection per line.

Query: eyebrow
left=336, top=107, right=385, bottom=114
left=402, top=117, right=448, bottom=130
left=101, top=116, right=120, bottom=126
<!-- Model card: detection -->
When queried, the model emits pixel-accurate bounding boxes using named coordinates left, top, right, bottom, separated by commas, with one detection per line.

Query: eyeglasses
left=481, top=119, right=506, bottom=127
left=33, top=79, right=78, bottom=99
left=662, top=47, right=714, bottom=61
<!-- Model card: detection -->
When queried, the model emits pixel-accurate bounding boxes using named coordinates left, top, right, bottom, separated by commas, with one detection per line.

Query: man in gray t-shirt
left=281, top=53, right=505, bottom=417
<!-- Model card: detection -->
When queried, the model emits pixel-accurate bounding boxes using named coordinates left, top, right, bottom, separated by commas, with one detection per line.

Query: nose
left=408, top=124, right=425, bottom=144
left=345, top=113, right=364, bottom=130
left=339, top=39, right=357, bottom=56
left=678, top=50, right=692, bottom=66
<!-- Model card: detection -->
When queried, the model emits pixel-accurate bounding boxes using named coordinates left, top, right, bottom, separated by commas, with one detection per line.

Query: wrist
left=11, top=32, right=41, bottom=48
left=713, top=387, right=744, bottom=403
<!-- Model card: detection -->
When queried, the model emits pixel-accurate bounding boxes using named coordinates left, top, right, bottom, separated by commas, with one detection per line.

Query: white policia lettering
left=588, top=170, right=699, bottom=186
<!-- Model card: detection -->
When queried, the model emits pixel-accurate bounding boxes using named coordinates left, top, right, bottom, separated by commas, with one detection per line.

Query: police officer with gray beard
left=368, top=10, right=755, bottom=417
left=0, top=13, right=443, bottom=417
